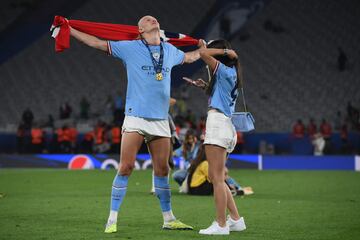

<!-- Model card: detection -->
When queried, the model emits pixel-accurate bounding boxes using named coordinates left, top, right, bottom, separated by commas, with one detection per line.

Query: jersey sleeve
left=167, top=43, right=185, bottom=66
left=107, top=40, right=134, bottom=61
left=214, top=61, right=226, bottom=83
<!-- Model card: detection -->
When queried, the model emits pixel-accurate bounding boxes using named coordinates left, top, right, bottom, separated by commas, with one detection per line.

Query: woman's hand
left=183, top=77, right=208, bottom=89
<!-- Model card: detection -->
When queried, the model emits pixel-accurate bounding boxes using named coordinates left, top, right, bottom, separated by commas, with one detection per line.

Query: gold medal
left=156, top=72, right=163, bottom=81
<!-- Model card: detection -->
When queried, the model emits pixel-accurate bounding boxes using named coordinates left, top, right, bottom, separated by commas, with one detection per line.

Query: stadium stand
left=0, top=0, right=216, bottom=130
left=186, top=0, right=360, bottom=131
left=0, top=0, right=359, bottom=133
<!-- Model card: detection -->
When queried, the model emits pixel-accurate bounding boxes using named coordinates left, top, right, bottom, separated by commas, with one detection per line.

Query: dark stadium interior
left=0, top=0, right=359, bottom=155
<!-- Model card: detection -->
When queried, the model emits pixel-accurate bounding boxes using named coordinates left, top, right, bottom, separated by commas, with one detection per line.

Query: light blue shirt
left=208, top=62, right=238, bottom=117
left=109, top=40, right=185, bottom=119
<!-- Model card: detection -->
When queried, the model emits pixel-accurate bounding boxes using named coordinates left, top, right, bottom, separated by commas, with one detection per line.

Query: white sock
left=108, top=210, right=118, bottom=223
left=229, top=216, right=241, bottom=223
left=163, top=210, right=176, bottom=223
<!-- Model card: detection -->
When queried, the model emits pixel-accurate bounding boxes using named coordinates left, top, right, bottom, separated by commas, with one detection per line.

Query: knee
left=154, top=164, right=169, bottom=177
left=119, top=162, right=134, bottom=176
left=209, top=171, right=224, bottom=185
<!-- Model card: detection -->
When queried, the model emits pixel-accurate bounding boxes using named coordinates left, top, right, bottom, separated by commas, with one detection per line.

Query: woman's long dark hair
left=205, top=39, right=243, bottom=95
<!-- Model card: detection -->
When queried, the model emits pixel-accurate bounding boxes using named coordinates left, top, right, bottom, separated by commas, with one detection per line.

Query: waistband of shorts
left=208, top=108, right=222, bottom=113
left=208, top=108, right=230, bottom=118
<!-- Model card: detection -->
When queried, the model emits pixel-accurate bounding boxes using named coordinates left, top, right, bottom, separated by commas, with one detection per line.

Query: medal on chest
left=156, top=72, right=163, bottom=81
left=142, top=39, right=164, bottom=81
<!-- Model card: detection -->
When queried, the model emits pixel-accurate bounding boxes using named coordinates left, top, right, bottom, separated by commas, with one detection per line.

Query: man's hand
left=183, top=77, right=208, bottom=89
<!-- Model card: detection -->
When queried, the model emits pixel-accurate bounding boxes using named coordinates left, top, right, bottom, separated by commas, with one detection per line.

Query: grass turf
left=0, top=169, right=360, bottom=240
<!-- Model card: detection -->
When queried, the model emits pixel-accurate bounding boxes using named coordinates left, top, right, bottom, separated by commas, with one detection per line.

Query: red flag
left=50, top=16, right=199, bottom=52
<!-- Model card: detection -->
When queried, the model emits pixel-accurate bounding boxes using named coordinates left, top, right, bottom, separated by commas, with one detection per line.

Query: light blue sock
left=154, top=176, right=172, bottom=212
left=110, top=174, right=128, bottom=212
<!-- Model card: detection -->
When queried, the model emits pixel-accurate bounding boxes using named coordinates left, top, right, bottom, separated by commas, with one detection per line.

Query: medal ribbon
left=141, top=39, right=164, bottom=75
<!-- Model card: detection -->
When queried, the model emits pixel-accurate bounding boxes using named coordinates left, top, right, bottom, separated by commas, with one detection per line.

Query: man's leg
left=105, top=132, right=144, bottom=233
left=148, top=137, right=193, bottom=230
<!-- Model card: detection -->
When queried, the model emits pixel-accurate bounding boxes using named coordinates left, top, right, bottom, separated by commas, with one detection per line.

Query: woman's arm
left=199, top=48, right=238, bottom=73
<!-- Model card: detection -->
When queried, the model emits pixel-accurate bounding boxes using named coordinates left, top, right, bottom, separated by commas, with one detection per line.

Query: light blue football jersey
left=208, top=62, right=238, bottom=117
left=108, top=40, right=185, bottom=119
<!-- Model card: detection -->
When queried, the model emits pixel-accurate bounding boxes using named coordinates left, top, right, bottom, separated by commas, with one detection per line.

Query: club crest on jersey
left=152, top=52, right=160, bottom=61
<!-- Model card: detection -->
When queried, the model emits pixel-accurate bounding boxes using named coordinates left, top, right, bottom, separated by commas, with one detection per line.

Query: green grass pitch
left=1, top=169, right=360, bottom=240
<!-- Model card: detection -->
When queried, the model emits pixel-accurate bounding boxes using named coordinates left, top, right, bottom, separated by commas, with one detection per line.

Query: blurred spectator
left=69, top=124, right=78, bottom=153
left=22, top=108, right=34, bottom=128
left=179, top=145, right=253, bottom=196
left=312, top=133, right=325, bottom=156
left=57, top=125, right=72, bottom=153
left=320, top=119, right=332, bottom=154
left=320, top=119, right=332, bottom=139
left=80, top=97, right=90, bottom=119
left=31, top=123, right=44, bottom=153
left=292, top=119, right=305, bottom=138
left=307, top=118, right=317, bottom=138
left=94, top=121, right=110, bottom=153
left=337, top=47, right=347, bottom=72
left=80, top=131, right=94, bottom=153
left=110, top=124, right=121, bottom=153
left=59, top=102, right=72, bottom=119
left=172, top=129, right=200, bottom=186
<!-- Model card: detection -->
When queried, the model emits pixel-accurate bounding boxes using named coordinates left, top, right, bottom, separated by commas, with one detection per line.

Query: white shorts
left=204, top=109, right=237, bottom=153
left=122, top=115, right=171, bottom=143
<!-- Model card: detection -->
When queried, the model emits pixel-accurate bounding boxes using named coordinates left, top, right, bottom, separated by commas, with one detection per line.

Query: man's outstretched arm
left=70, top=27, right=108, bottom=52
left=183, top=39, right=206, bottom=64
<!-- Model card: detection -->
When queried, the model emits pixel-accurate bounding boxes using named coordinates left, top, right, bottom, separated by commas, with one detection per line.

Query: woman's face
left=185, top=135, right=195, bottom=145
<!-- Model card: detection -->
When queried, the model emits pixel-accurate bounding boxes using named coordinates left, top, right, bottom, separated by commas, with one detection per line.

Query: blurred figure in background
left=312, top=133, right=325, bottom=156
left=59, top=102, right=72, bottom=120
left=307, top=118, right=317, bottom=138
left=320, top=119, right=332, bottom=154
left=292, top=119, right=305, bottom=138
left=31, top=123, right=44, bottom=153
left=172, top=129, right=200, bottom=186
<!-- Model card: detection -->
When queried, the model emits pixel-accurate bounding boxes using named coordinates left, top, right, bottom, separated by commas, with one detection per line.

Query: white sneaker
left=226, top=216, right=246, bottom=232
left=199, top=221, right=229, bottom=235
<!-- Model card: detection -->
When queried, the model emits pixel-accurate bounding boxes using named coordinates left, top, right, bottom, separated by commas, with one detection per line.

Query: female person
left=186, top=144, right=250, bottom=196
left=185, top=40, right=246, bottom=235
left=172, top=129, right=200, bottom=185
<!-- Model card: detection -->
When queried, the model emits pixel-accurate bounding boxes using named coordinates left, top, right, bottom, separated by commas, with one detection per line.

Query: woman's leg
left=225, top=183, right=240, bottom=220
left=205, top=144, right=227, bottom=227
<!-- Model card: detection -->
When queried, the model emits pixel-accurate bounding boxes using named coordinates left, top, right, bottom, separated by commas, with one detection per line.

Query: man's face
left=138, top=15, right=160, bottom=34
